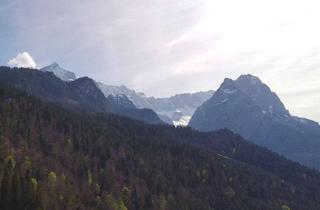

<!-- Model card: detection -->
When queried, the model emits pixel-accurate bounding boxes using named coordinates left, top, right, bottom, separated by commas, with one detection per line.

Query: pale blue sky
left=1, top=0, right=320, bottom=122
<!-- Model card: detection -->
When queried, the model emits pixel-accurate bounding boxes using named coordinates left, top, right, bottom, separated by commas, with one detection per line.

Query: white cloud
left=8, top=52, right=37, bottom=68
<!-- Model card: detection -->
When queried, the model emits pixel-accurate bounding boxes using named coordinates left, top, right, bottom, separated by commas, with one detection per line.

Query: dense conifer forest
left=1, top=86, right=320, bottom=210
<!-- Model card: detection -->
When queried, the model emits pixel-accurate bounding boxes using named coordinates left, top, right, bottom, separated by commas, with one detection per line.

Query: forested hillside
left=1, top=86, right=320, bottom=210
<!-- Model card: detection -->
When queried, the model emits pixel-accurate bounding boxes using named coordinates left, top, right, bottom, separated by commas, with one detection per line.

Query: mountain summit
left=40, top=62, right=76, bottom=81
left=236, top=74, right=290, bottom=118
left=189, top=75, right=320, bottom=169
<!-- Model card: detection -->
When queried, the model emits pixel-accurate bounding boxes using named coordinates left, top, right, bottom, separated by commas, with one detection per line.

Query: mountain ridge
left=0, top=66, right=163, bottom=125
left=97, top=81, right=214, bottom=125
left=39, top=63, right=214, bottom=125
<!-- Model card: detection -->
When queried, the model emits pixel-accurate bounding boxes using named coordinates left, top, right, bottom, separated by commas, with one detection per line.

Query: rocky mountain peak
left=41, top=62, right=76, bottom=81
left=220, top=78, right=239, bottom=90
left=237, top=74, right=262, bottom=85
left=235, top=74, right=289, bottom=118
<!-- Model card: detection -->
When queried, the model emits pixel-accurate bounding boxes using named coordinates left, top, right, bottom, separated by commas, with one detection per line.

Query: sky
left=0, top=0, right=319, bottom=122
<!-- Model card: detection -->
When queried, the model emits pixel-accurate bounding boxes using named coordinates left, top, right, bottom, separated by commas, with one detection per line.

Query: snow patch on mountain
left=97, top=81, right=214, bottom=125
left=173, top=115, right=192, bottom=127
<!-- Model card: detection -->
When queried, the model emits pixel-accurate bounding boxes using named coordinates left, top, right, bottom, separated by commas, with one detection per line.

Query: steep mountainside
left=1, top=86, right=320, bottom=209
left=189, top=74, right=320, bottom=169
left=97, top=82, right=214, bottom=125
left=0, top=67, right=163, bottom=125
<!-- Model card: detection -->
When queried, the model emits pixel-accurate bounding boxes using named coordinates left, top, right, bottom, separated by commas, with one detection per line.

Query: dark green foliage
left=1, top=86, right=320, bottom=209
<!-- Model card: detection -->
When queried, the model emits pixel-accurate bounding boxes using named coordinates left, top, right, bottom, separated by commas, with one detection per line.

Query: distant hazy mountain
left=189, top=74, right=320, bottom=169
left=0, top=66, right=163, bottom=125
left=41, top=62, right=76, bottom=81
left=97, top=82, right=214, bottom=125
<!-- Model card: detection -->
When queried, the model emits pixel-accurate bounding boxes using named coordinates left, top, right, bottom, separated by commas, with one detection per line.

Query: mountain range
left=97, top=82, right=214, bottom=125
left=2, top=63, right=320, bottom=209
left=1, top=84, right=320, bottom=209
left=189, top=74, right=320, bottom=169
left=37, top=63, right=214, bottom=125
left=3, top=64, right=320, bottom=171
